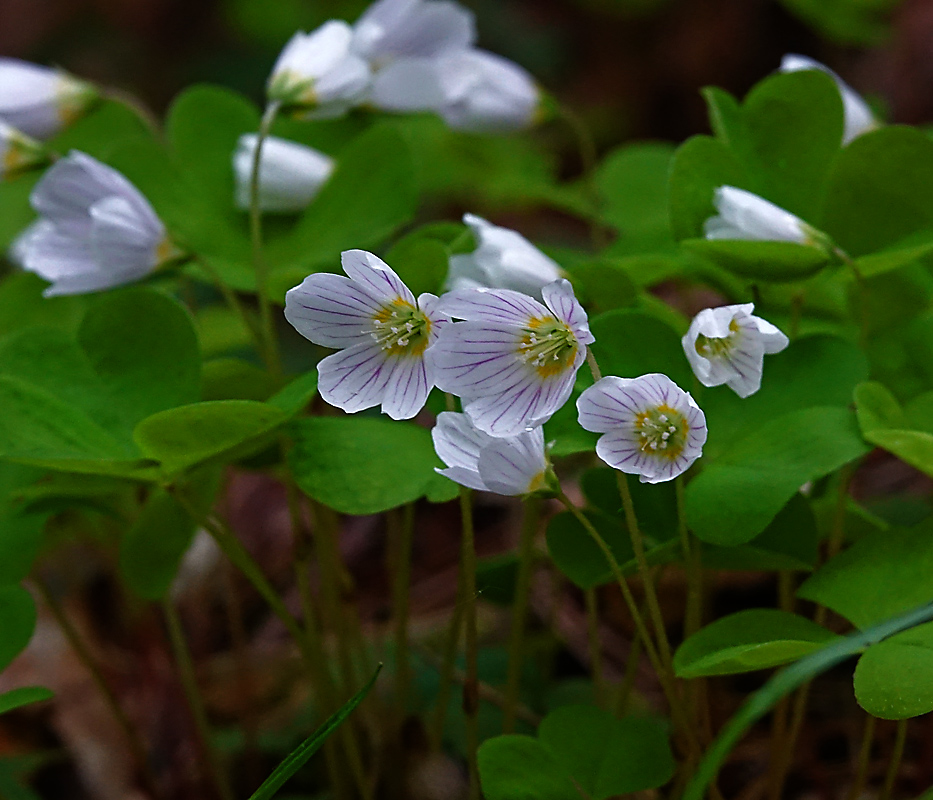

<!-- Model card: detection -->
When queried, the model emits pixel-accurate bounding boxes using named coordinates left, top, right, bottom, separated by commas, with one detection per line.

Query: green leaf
left=546, top=509, right=634, bottom=590
left=822, top=127, right=933, bottom=257
left=683, top=601, right=933, bottom=800
left=674, top=609, right=838, bottom=678
left=855, top=237, right=933, bottom=278
left=588, top=310, right=693, bottom=389
left=798, top=520, right=933, bottom=629
left=267, top=124, right=418, bottom=299
left=538, top=706, right=675, bottom=797
left=0, top=513, right=47, bottom=587
left=48, top=99, right=154, bottom=158
left=865, top=428, right=933, bottom=479
left=780, top=0, right=894, bottom=45
left=288, top=417, right=443, bottom=515
left=478, top=736, right=579, bottom=800
left=855, top=381, right=906, bottom=433
left=686, top=407, right=870, bottom=545
left=0, top=586, right=36, bottom=672
left=247, top=665, right=382, bottom=800
left=0, top=174, right=39, bottom=252
left=570, top=259, right=639, bottom=314
left=120, top=489, right=197, bottom=600
left=669, top=135, right=745, bottom=241
left=854, top=621, right=933, bottom=719
left=134, top=401, right=290, bottom=476
left=77, top=288, right=201, bottom=436
left=267, top=371, right=319, bottom=416
left=384, top=236, right=450, bottom=298
left=681, top=239, right=831, bottom=282
left=0, top=687, right=53, bottom=716
left=0, top=273, right=86, bottom=339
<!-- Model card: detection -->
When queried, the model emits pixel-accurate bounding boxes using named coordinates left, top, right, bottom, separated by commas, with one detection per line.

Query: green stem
left=250, top=101, right=283, bottom=379
left=676, top=478, right=702, bottom=640
left=193, top=254, right=265, bottom=363
left=431, top=560, right=466, bottom=750
left=846, top=713, right=876, bottom=800
left=503, top=498, right=540, bottom=733
left=390, top=504, right=416, bottom=720
left=881, top=720, right=907, bottom=800
left=162, top=598, right=234, bottom=800
left=37, top=579, right=162, bottom=800
left=584, top=588, right=604, bottom=707
left=459, top=486, right=481, bottom=800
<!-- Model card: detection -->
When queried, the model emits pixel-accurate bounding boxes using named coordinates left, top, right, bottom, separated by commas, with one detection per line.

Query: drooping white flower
left=284, top=249, right=447, bottom=420
left=577, top=374, right=707, bottom=484
left=21, top=151, right=174, bottom=297
left=233, top=134, right=335, bottom=213
left=0, top=58, right=97, bottom=140
left=0, top=122, right=47, bottom=178
left=682, top=303, right=789, bottom=398
left=780, top=54, right=877, bottom=145
left=352, top=0, right=475, bottom=68
left=446, top=213, right=562, bottom=299
left=704, top=186, right=820, bottom=245
left=371, top=48, right=540, bottom=132
left=432, top=279, right=594, bottom=437
left=432, top=411, right=552, bottom=495
left=267, top=22, right=372, bottom=117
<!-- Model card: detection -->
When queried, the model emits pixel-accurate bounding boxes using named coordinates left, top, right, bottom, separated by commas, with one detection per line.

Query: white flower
left=352, top=0, right=475, bottom=68
left=233, top=134, right=335, bottom=213
left=284, top=249, right=447, bottom=420
left=370, top=49, right=540, bottom=132
left=446, top=214, right=562, bottom=299
left=704, top=186, right=819, bottom=245
left=21, top=151, right=174, bottom=297
left=577, top=374, right=707, bottom=484
left=0, top=122, right=47, bottom=178
left=267, top=22, right=372, bottom=117
left=431, top=279, right=594, bottom=437
left=780, top=54, right=877, bottom=145
left=0, top=58, right=96, bottom=140
left=432, top=411, right=551, bottom=495
left=682, top=303, right=789, bottom=398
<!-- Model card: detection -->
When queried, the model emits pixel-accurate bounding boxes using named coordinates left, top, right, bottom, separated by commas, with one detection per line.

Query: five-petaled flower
left=284, top=249, right=447, bottom=420
left=267, top=22, right=372, bottom=117
left=0, top=58, right=97, bottom=140
left=21, top=151, right=176, bottom=297
left=780, top=54, right=877, bottom=146
left=682, top=303, right=789, bottom=398
left=233, top=134, right=335, bottom=213
left=705, top=186, right=822, bottom=246
left=446, top=213, right=562, bottom=299
left=431, top=279, right=593, bottom=437
left=577, top=374, right=707, bottom=484
left=432, top=411, right=553, bottom=496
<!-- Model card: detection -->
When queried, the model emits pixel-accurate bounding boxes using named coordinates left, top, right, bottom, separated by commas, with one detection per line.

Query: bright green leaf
left=478, top=736, right=579, bottom=800
left=854, top=621, right=933, bottom=719
left=0, top=687, right=53, bottom=716
left=681, top=239, right=831, bottom=282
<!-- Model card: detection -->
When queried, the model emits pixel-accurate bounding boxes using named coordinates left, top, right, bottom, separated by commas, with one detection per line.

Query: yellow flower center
left=634, top=404, right=689, bottom=460
left=371, top=298, right=432, bottom=357
left=517, top=316, right=578, bottom=378
left=694, top=319, right=740, bottom=359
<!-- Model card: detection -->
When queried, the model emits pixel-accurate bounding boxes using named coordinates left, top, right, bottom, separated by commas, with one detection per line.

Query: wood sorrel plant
left=0, top=1, right=933, bottom=798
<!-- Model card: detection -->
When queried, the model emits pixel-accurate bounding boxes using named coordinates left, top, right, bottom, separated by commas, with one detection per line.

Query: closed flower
left=0, top=58, right=96, bottom=140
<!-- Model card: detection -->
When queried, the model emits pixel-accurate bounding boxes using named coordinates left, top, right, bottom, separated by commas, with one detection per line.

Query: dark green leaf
left=0, top=586, right=36, bottom=672
left=0, top=687, right=53, bottom=716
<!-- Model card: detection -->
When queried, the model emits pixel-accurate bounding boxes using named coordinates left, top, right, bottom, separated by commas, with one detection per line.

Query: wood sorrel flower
left=21, top=151, right=175, bottom=297
left=577, top=374, right=707, bottom=484
left=0, top=122, right=47, bottom=178
left=432, top=279, right=593, bottom=437
left=0, top=58, right=97, bottom=140
left=351, top=0, right=476, bottom=68
left=705, top=186, right=822, bottom=245
left=284, top=250, right=447, bottom=419
left=432, top=411, right=554, bottom=496
left=780, top=54, right=877, bottom=145
left=446, top=213, right=562, bottom=299
left=370, top=48, right=540, bottom=132
left=233, top=134, right=335, bottom=213
left=267, top=22, right=372, bottom=117
left=682, top=303, right=789, bottom=398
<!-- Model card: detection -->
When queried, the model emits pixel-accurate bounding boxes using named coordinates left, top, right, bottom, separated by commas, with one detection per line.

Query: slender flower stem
left=431, top=561, right=466, bottom=750
left=193, top=254, right=265, bottom=362
left=503, top=498, right=540, bottom=733
left=881, top=720, right=908, bottom=800
left=585, top=588, right=605, bottom=706
left=458, top=485, right=482, bottom=800
left=555, top=492, right=698, bottom=752
left=390, top=504, right=416, bottom=720
left=36, top=579, right=162, bottom=800
left=846, top=713, right=876, bottom=800
left=161, top=598, right=235, bottom=800
left=250, top=101, right=283, bottom=378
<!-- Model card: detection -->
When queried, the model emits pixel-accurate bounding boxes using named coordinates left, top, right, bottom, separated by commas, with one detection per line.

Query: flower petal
left=285, top=272, right=385, bottom=348
left=432, top=411, right=492, bottom=471
left=316, top=342, right=393, bottom=414
left=577, top=376, right=650, bottom=433
left=478, top=433, right=546, bottom=495
left=341, top=249, right=416, bottom=305
left=437, top=286, right=546, bottom=325
left=541, top=279, right=593, bottom=344
left=380, top=354, right=432, bottom=419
